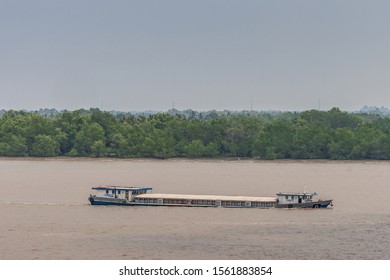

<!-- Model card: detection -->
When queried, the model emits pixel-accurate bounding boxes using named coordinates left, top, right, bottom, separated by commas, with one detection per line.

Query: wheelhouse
left=91, top=186, right=153, bottom=202
left=276, top=192, right=318, bottom=205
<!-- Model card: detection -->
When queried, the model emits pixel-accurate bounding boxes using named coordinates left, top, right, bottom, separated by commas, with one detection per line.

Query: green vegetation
left=1, top=108, right=390, bottom=159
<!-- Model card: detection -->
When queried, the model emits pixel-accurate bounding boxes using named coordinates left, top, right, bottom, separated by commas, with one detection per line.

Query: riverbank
left=2, top=156, right=389, bottom=162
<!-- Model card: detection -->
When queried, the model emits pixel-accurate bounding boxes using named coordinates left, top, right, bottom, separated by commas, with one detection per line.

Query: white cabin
left=92, top=186, right=153, bottom=202
left=276, top=192, right=317, bottom=205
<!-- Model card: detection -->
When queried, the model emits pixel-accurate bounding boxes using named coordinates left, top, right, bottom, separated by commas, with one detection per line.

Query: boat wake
left=0, top=201, right=87, bottom=206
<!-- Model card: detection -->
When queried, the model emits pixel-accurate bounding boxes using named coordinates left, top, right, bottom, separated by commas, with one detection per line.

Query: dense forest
left=1, top=107, right=390, bottom=160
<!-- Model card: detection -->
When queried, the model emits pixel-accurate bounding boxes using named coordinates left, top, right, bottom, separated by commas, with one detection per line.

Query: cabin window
left=118, top=190, right=121, bottom=194
left=112, top=190, right=115, bottom=194
left=133, top=190, right=144, bottom=195
left=285, top=196, right=288, bottom=200
left=137, top=198, right=157, bottom=203
left=105, top=190, right=109, bottom=194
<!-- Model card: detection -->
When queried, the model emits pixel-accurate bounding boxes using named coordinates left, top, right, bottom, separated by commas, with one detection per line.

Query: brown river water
left=0, top=158, right=389, bottom=260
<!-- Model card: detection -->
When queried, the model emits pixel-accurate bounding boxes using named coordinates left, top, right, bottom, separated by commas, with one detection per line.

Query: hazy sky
left=1, top=0, right=390, bottom=111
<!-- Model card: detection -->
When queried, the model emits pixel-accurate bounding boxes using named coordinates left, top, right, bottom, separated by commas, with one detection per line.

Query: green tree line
left=1, top=107, right=390, bottom=159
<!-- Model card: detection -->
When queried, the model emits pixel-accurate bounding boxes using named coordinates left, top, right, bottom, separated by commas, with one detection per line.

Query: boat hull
left=276, top=200, right=333, bottom=209
left=89, top=199, right=272, bottom=208
left=89, top=197, right=333, bottom=208
left=90, top=200, right=133, bottom=206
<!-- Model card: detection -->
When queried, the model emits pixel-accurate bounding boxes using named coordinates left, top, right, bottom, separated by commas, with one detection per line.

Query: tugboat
left=88, top=186, right=153, bottom=206
left=88, top=185, right=333, bottom=209
left=275, top=192, right=333, bottom=208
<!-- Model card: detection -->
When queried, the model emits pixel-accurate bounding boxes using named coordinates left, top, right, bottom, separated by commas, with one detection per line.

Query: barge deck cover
left=135, top=193, right=277, bottom=202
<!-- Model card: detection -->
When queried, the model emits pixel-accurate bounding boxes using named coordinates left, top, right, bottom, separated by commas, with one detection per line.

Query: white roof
left=135, top=193, right=277, bottom=202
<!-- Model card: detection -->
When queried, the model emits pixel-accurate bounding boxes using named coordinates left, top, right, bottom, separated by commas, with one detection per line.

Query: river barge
left=88, top=186, right=333, bottom=209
